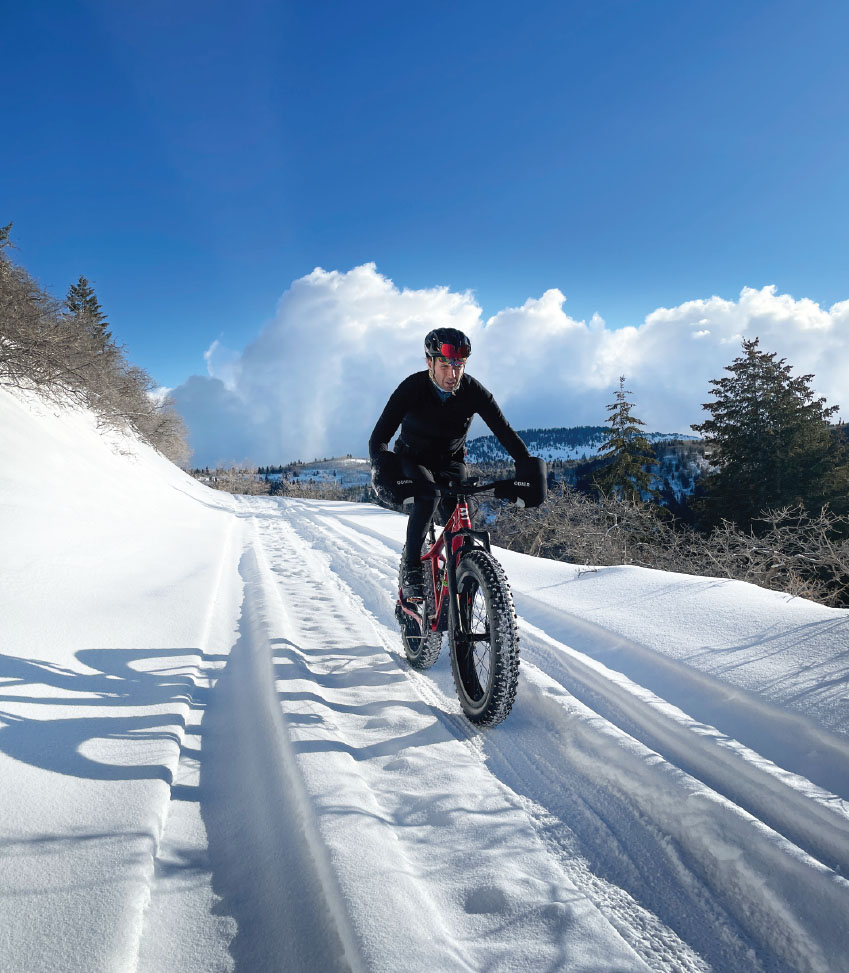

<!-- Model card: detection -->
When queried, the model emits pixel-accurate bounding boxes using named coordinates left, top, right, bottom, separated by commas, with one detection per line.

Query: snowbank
left=0, top=388, right=238, bottom=970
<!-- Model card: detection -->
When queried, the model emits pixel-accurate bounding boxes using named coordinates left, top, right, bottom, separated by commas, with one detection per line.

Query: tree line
left=0, top=224, right=189, bottom=464
left=489, top=341, right=849, bottom=606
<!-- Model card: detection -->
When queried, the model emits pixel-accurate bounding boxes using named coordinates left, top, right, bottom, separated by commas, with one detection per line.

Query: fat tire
left=451, top=548, right=519, bottom=726
left=398, top=545, right=443, bottom=670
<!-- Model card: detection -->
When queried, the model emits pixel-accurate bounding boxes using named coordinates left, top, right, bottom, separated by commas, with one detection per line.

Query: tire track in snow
left=282, top=505, right=732, bottom=971
left=276, top=497, right=849, bottom=973
left=515, top=618, right=849, bottom=876
left=244, top=496, right=653, bottom=972
left=509, top=587, right=849, bottom=802
left=197, top=521, right=366, bottom=973
left=509, top=660, right=849, bottom=973
left=274, top=499, right=709, bottom=972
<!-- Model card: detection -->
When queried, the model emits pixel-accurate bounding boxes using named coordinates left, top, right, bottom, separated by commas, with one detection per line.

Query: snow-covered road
left=2, top=387, right=849, bottom=972
left=218, top=499, right=651, bottom=972
left=218, top=496, right=849, bottom=973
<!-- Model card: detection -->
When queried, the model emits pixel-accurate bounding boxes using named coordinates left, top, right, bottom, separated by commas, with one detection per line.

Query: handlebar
left=395, top=458, right=546, bottom=509
left=417, top=477, right=504, bottom=500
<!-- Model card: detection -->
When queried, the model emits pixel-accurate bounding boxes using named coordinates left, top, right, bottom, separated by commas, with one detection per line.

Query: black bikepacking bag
left=371, top=449, right=417, bottom=507
left=494, top=456, right=547, bottom=508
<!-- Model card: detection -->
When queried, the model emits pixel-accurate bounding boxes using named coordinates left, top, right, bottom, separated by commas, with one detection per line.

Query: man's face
left=428, top=355, right=465, bottom=392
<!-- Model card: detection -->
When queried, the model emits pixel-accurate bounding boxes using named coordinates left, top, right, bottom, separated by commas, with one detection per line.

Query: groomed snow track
left=209, top=495, right=849, bottom=973
left=195, top=536, right=364, bottom=972
left=219, top=503, right=649, bottom=972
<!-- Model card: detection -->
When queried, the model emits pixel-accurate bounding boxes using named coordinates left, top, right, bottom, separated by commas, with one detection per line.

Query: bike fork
left=444, top=535, right=467, bottom=643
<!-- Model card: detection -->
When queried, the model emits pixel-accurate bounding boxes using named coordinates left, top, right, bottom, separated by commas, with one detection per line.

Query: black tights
left=400, top=458, right=467, bottom=566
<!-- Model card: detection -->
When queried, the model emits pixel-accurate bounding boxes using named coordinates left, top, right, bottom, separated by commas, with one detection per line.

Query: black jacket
left=369, top=371, right=530, bottom=467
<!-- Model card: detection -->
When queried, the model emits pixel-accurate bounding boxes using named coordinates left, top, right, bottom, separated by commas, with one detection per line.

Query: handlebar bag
left=494, top=456, right=548, bottom=508
left=371, top=449, right=416, bottom=507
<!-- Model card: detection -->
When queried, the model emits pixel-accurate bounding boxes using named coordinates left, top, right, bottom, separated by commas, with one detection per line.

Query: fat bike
left=395, top=479, right=520, bottom=727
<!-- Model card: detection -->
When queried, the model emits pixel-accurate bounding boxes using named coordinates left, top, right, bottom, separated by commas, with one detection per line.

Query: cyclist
left=370, top=327, right=541, bottom=600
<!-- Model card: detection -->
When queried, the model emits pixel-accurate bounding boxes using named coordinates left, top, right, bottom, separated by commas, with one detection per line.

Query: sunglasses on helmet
left=435, top=342, right=470, bottom=362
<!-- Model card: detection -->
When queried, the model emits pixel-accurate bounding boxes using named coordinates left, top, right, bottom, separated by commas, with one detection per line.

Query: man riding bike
left=369, top=327, right=542, bottom=600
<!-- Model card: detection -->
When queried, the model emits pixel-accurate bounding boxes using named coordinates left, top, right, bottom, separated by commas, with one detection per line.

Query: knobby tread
left=452, top=548, right=520, bottom=726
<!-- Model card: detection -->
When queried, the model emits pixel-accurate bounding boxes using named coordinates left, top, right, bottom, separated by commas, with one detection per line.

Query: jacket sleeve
left=369, top=379, right=410, bottom=459
left=472, top=379, right=531, bottom=462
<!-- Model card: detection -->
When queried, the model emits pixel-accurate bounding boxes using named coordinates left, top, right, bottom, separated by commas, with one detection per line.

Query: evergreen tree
left=595, top=376, right=657, bottom=500
left=692, top=338, right=847, bottom=528
left=66, top=276, right=111, bottom=344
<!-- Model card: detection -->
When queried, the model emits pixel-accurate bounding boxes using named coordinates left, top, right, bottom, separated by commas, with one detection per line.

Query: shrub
left=0, top=224, right=190, bottom=464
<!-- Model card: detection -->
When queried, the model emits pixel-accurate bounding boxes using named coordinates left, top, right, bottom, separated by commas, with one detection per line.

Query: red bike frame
left=398, top=491, right=491, bottom=635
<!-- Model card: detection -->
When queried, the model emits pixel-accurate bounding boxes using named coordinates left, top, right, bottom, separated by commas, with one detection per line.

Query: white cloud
left=203, top=338, right=241, bottom=390
left=170, top=265, right=849, bottom=466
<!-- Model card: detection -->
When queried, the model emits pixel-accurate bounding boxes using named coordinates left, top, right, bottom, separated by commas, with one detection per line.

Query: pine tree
left=692, top=338, right=847, bottom=528
left=66, top=276, right=111, bottom=344
left=595, top=376, right=657, bottom=501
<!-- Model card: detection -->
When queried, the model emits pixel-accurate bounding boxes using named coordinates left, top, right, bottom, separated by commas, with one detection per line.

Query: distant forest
left=466, top=425, right=697, bottom=464
left=467, top=425, right=609, bottom=460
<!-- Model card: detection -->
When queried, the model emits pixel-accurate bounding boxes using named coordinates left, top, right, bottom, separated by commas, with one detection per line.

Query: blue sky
left=3, top=0, right=848, bottom=449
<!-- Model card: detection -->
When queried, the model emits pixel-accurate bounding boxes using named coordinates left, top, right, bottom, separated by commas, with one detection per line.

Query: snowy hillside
left=465, top=425, right=700, bottom=464
left=266, top=456, right=371, bottom=488
left=2, top=386, right=849, bottom=972
left=466, top=426, right=708, bottom=500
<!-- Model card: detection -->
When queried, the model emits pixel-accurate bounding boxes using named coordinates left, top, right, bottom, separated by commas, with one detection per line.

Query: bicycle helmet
left=424, top=327, right=471, bottom=361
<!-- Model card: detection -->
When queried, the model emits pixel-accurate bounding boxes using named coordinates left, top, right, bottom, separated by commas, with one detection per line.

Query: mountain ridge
left=466, top=424, right=701, bottom=464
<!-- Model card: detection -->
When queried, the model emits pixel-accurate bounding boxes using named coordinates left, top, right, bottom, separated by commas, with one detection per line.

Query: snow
left=2, top=385, right=849, bottom=972
left=465, top=429, right=700, bottom=465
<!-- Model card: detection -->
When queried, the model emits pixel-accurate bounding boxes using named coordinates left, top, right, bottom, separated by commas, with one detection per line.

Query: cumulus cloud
left=169, top=264, right=849, bottom=467
left=203, top=338, right=241, bottom=390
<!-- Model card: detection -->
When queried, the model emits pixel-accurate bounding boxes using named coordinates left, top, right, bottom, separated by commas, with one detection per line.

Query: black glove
left=371, top=450, right=416, bottom=507
left=494, top=456, right=547, bottom=508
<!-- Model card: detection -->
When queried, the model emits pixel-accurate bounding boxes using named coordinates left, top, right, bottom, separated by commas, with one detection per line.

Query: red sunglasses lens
left=440, top=343, right=470, bottom=358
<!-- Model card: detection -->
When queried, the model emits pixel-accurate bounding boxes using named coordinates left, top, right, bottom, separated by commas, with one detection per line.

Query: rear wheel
left=451, top=549, right=519, bottom=726
left=397, top=545, right=443, bottom=669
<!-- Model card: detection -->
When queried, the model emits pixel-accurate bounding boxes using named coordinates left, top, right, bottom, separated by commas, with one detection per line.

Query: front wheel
left=450, top=549, right=520, bottom=726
